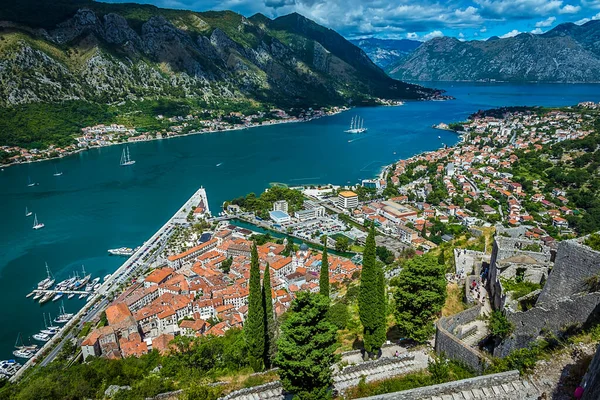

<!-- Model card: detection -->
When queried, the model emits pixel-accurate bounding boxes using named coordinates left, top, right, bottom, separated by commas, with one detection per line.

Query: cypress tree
left=320, top=244, right=330, bottom=299
left=358, top=223, right=386, bottom=356
left=262, top=262, right=275, bottom=368
left=246, top=243, right=265, bottom=370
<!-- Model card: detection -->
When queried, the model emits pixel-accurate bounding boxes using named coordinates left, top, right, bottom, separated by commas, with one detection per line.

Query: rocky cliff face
left=0, top=5, right=436, bottom=108
left=387, top=21, right=600, bottom=82
left=350, top=38, right=421, bottom=68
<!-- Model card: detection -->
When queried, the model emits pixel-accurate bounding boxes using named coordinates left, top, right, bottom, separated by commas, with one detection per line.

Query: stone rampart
left=435, top=305, right=490, bottom=372
left=494, top=292, right=600, bottom=357
left=537, top=239, right=600, bottom=306
left=354, top=370, right=538, bottom=400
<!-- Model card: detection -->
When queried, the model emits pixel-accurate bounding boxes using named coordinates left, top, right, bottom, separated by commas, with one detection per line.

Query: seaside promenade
left=10, top=187, right=211, bottom=382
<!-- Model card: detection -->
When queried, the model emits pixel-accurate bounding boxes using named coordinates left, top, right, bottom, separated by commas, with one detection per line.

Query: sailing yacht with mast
left=32, top=214, right=45, bottom=230
left=37, top=263, right=55, bottom=290
left=25, top=207, right=32, bottom=217
left=53, top=165, right=63, bottom=176
left=27, top=176, right=39, bottom=187
left=345, top=115, right=367, bottom=133
left=120, top=146, right=136, bottom=166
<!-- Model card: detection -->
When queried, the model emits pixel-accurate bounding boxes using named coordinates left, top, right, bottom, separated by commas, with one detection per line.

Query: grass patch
left=501, top=278, right=542, bottom=299
left=442, top=283, right=468, bottom=317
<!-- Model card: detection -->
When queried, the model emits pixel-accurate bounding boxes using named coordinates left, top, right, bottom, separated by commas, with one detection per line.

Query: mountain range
left=382, top=21, right=600, bottom=82
left=0, top=0, right=438, bottom=112
left=349, top=38, right=421, bottom=68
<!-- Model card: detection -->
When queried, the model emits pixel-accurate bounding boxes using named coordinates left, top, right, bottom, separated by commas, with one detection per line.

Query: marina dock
left=10, top=186, right=210, bottom=382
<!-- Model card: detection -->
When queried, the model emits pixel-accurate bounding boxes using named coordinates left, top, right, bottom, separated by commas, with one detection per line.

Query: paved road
left=39, top=298, right=108, bottom=367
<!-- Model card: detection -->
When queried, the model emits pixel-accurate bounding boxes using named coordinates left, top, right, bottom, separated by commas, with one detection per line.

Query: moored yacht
left=12, top=349, right=33, bottom=359
left=32, top=333, right=50, bottom=342
left=54, top=303, right=74, bottom=323
left=32, top=214, right=45, bottom=230
left=39, top=292, right=53, bottom=304
left=37, top=263, right=55, bottom=290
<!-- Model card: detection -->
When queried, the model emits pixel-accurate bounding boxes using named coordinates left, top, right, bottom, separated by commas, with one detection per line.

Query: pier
left=10, top=186, right=210, bottom=382
left=30, top=289, right=90, bottom=295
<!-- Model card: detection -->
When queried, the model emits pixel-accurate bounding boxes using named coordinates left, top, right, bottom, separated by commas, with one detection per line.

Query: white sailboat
left=25, top=207, right=32, bottom=217
left=344, top=115, right=367, bottom=133
left=53, top=166, right=63, bottom=177
left=120, top=146, right=136, bottom=166
left=27, top=176, right=39, bottom=187
left=37, top=263, right=55, bottom=290
left=32, top=214, right=45, bottom=230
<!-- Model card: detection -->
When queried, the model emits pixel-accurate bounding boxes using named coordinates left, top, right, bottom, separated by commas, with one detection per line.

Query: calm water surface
left=1, top=82, right=599, bottom=358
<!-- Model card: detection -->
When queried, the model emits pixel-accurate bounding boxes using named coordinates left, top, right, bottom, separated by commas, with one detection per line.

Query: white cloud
left=476, top=0, right=564, bottom=18
left=423, top=30, right=444, bottom=40
left=500, top=29, right=521, bottom=38
left=559, top=4, right=581, bottom=13
left=535, top=16, right=555, bottom=27
left=406, top=32, right=418, bottom=39
left=530, top=27, right=544, bottom=34
left=576, top=11, right=600, bottom=24
left=480, top=26, right=487, bottom=32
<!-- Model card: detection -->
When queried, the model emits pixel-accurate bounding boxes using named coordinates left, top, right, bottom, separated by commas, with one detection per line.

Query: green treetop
left=246, top=243, right=265, bottom=370
left=262, top=262, right=276, bottom=368
left=358, top=223, right=387, bottom=356
left=275, top=291, right=339, bottom=400
left=394, top=254, right=447, bottom=343
left=320, top=244, right=330, bottom=299
left=283, top=236, right=295, bottom=256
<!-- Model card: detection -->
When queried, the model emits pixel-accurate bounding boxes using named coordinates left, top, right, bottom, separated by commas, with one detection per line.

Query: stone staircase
left=356, top=370, right=540, bottom=400
left=218, top=381, right=283, bottom=400
left=423, top=378, right=537, bottom=400
left=334, top=354, right=418, bottom=392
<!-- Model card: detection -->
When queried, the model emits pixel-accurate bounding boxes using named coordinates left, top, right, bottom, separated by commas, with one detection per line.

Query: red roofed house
left=144, top=268, right=174, bottom=288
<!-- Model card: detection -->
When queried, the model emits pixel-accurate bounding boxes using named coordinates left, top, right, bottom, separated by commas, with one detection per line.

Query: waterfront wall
left=435, top=305, right=490, bottom=372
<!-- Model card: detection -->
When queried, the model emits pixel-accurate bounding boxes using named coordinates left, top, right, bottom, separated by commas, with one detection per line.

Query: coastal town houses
left=81, top=230, right=361, bottom=360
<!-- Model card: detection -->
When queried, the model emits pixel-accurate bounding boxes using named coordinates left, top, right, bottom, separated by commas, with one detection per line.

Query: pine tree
left=275, top=291, right=338, bottom=400
left=358, top=223, right=386, bottom=356
left=246, top=243, right=265, bottom=370
left=320, top=244, right=330, bottom=299
left=262, top=262, right=276, bottom=368
left=421, top=224, right=427, bottom=239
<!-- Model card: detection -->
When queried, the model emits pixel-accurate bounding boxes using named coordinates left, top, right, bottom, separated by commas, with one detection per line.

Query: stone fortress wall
left=493, top=238, right=600, bottom=357
left=355, top=370, right=540, bottom=400
left=434, top=305, right=490, bottom=372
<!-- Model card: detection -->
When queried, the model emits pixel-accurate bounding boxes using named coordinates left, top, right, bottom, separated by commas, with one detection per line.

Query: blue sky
left=102, top=0, right=600, bottom=40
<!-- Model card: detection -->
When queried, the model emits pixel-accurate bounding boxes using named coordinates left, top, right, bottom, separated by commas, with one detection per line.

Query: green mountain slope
left=0, top=0, right=440, bottom=146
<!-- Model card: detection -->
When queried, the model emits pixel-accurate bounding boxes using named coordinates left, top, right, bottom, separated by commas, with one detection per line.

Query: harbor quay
left=10, top=187, right=211, bottom=382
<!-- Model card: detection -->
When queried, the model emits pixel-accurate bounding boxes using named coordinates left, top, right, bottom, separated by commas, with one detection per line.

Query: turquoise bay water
left=1, top=82, right=600, bottom=359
